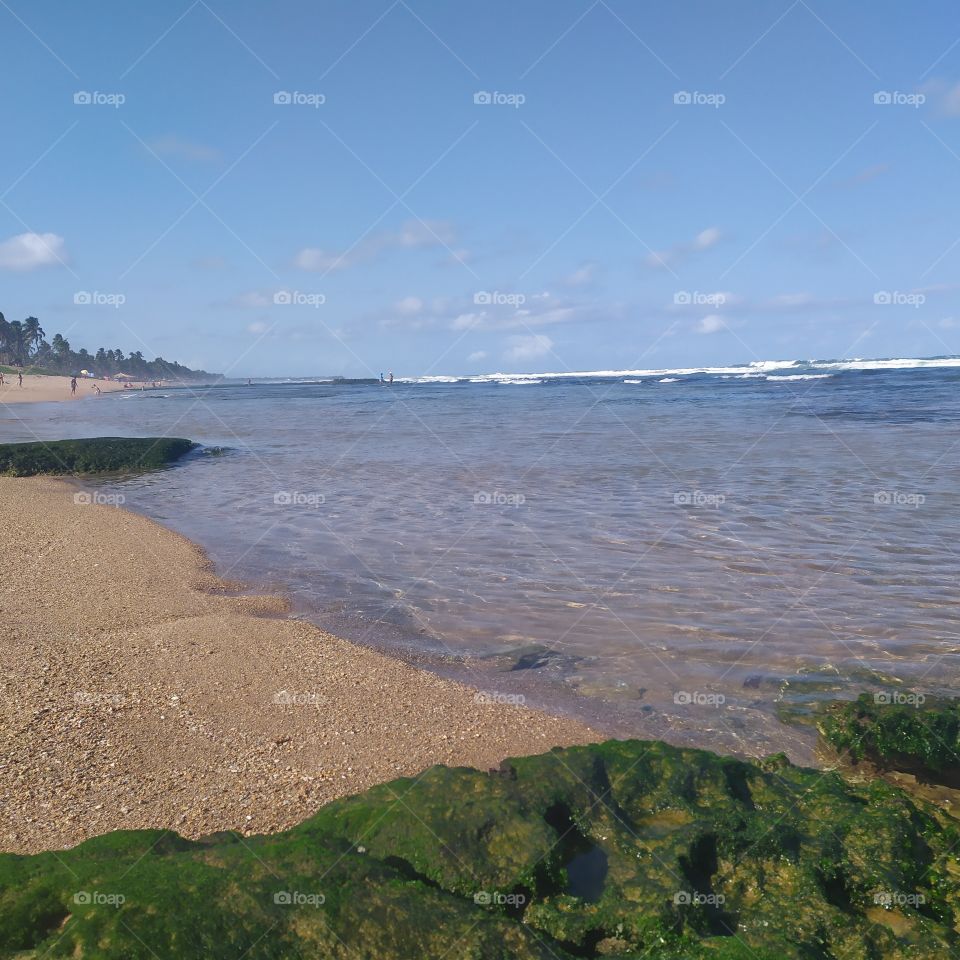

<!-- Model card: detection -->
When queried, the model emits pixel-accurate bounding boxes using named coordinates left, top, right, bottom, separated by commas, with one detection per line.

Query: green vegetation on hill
left=0, top=312, right=217, bottom=380
left=0, top=737, right=956, bottom=959
left=0, top=437, right=196, bottom=476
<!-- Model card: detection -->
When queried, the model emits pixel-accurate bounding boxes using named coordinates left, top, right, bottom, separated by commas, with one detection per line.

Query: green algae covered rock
left=818, top=692, right=960, bottom=786
left=1, top=739, right=958, bottom=958
left=0, top=437, right=197, bottom=476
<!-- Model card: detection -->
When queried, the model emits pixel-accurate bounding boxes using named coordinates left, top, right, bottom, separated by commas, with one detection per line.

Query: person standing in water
left=388, top=371, right=393, bottom=384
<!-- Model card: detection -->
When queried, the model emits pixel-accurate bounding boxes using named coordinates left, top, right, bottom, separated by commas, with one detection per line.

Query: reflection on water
left=6, top=365, right=960, bottom=761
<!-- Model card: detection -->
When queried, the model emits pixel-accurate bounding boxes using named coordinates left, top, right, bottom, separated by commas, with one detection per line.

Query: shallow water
left=6, top=358, right=960, bottom=760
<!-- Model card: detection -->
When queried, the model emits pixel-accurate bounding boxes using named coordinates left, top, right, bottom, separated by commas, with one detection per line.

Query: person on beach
left=70, top=377, right=77, bottom=395
left=18, top=372, right=23, bottom=387
left=0, top=372, right=5, bottom=386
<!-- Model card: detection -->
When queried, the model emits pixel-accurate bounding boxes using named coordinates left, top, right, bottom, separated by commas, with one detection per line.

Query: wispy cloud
left=503, top=334, right=553, bottom=363
left=148, top=135, right=221, bottom=163
left=646, top=227, right=722, bottom=269
left=0, top=232, right=67, bottom=271
left=295, top=220, right=460, bottom=273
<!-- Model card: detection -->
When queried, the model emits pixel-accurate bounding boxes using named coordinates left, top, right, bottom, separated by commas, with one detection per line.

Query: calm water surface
left=5, top=359, right=959, bottom=760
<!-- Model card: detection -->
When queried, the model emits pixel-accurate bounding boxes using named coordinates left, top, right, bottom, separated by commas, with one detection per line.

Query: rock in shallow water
left=0, top=736, right=957, bottom=958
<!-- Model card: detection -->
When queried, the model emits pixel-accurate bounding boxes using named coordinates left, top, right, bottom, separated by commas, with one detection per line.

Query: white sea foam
left=623, top=379, right=644, bottom=384
left=766, top=374, right=833, bottom=381
left=659, top=377, right=680, bottom=383
left=398, top=356, right=960, bottom=384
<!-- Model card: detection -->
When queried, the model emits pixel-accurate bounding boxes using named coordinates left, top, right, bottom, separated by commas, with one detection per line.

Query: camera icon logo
left=874, top=91, right=892, bottom=105
left=74, top=891, right=92, bottom=904
left=274, top=891, right=292, bottom=905
left=473, top=891, right=492, bottom=905
left=273, top=91, right=292, bottom=105
left=73, top=492, right=93, bottom=506
left=73, top=91, right=92, bottom=105
left=674, top=91, right=692, bottom=105
left=673, top=291, right=691, bottom=305
left=473, top=91, right=492, bottom=105
left=74, top=291, right=92, bottom=305
left=474, top=291, right=492, bottom=305
left=274, top=491, right=293, bottom=505
left=273, top=290, right=292, bottom=305
left=873, top=291, right=892, bottom=305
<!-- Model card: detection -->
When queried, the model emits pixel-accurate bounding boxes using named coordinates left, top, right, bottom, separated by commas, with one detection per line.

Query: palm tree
left=22, top=317, right=44, bottom=358
left=6, top=321, right=26, bottom=365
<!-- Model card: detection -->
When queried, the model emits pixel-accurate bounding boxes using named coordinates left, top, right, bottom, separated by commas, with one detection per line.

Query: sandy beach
left=0, top=476, right=598, bottom=854
left=0, top=374, right=127, bottom=404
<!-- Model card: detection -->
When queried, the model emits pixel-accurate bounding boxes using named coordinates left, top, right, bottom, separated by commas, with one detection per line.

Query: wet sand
left=0, top=477, right=599, bottom=854
left=0, top=375, right=127, bottom=404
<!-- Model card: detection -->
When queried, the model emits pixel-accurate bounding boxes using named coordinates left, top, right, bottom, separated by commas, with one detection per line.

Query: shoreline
left=0, top=477, right=599, bottom=854
left=0, top=373, right=128, bottom=404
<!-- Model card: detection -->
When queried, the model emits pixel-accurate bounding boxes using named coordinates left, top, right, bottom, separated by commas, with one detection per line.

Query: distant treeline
left=0, top=312, right=218, bottom=381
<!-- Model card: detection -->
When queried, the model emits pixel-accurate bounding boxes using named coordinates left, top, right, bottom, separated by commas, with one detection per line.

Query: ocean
left=7, top=355, right=960, bottom=760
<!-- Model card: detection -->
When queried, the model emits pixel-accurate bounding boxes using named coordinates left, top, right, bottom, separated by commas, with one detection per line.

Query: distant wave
left=766, top=374, right=833, bottom=381
left=397, top=356, right=960, bottom=385
left=659, top=377, right=680, bottom=383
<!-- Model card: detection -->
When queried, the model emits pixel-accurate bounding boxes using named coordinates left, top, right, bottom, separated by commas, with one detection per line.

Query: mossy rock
left=0, top=437, right=196, bottom=476
left=1, top=738, right=958, bottom=958
left=818, top=692, right=960, bottom=787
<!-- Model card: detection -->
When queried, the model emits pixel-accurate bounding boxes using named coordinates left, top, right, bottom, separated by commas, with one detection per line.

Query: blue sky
left=2, top=0, right=960, bottom=376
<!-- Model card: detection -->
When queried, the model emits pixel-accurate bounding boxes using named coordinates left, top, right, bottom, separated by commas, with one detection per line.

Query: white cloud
left=503, top=334, right=553, bottom=363
left=231, top=291, right=273, bottom=308
left=562, top=262, right=598, bottom=287
left=0, top=232, right=67, bottom=271
left=148, top=135, right=220, bottom=163
left=647, top=226, right=722, bottom=269
left=395, top=296, right=424, bottom=316
left=696, top=315, right=725, bottom=334
left=247, top=321, right=270, bottom=335
left=295, top=220, right=460, bottom=273
left=921, top=79, right=960, bottom=116
left=467, top=350, right=487, bottom=363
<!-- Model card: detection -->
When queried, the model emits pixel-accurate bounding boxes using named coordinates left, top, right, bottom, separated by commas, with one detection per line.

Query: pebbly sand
left=0, top=374, right=127, bottom=404
left=0, top=477, right=599, bottom=854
